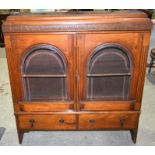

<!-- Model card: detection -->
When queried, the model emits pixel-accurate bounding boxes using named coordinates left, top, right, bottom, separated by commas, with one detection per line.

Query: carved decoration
left=3, top=22, right=152, bottom=33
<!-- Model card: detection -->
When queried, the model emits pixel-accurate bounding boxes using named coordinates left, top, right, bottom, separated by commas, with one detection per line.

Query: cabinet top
left=2, top=11, right=153, bottom=33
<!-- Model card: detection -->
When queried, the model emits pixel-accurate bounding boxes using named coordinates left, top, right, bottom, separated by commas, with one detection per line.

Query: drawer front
left=79, top=112, right=139, bottom=130
left=17, top=114, right=76, bottom=130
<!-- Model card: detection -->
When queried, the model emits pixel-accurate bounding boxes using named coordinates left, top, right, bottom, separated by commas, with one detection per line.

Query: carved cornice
left=2, top=22, right=153, bottom=33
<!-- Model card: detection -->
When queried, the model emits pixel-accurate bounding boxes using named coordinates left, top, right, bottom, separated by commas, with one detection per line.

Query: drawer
left=79, top=112, right=139, bottom=130
left=17, top=114, right=76, bottom=130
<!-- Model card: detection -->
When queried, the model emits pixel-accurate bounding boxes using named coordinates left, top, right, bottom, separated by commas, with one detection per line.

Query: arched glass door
left=22, top=44, right=67, bottom=101
left=86, top=44, right=132, bottom=101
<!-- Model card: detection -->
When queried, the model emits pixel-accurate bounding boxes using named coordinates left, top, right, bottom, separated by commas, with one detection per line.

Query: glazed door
left=11, top=34, right=75, bottom=112
left=77, top=33, right=142, bottom=111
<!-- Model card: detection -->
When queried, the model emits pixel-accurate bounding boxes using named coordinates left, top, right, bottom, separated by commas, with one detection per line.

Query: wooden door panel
left=19, top=101, right=74, bottom=112
left=80, top=100, right=136, bottom=111
left=10, top=34, right=75, bottom=111
left=78, top=33, right=142, bottom=111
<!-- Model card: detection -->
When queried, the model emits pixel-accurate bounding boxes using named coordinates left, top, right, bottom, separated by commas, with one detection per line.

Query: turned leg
left=17, top=131, right=24, bottom=144
left=130, top=129, right=138, bottom=144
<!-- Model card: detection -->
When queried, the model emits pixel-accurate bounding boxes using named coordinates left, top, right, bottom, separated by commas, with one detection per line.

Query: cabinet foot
left=18, top=132, right=24, bottom=144
left=130, top=129, right=138, bottom=143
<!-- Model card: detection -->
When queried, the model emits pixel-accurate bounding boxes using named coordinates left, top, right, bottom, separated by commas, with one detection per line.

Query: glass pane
left=22, top=45, right=67, bottom=101
left=89, top=47, right=130, bottom=74
left=24, top=49, right=66, bottom=75
left=24, top=77, right=66, bottom=101
left=87, top=76, right=130, bottom=101
left=87, top=45, right=131, bottom=101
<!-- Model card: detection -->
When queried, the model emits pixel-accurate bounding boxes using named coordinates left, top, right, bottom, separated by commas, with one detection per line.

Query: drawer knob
left=89, top=119, right=96, bottom=124
left=29, top=119, right=35, bottom=128
left=120, top=117, right=127, bottom=128
left=59, top=119, right=65, bottom=124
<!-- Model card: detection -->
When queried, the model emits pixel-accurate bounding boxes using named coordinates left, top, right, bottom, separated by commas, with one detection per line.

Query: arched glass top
left=87, top=44, right=132, bottom=101
left=88, top=46, right=131, bottom=75
left=22, top=45, right=66, bottom=75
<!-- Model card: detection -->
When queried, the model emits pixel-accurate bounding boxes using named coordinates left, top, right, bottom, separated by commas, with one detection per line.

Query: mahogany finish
left=17, top=114, right=76, bottom=130
left=3, top=11, right=152, bottom=144
left=78, top=112, right=139, bottom=130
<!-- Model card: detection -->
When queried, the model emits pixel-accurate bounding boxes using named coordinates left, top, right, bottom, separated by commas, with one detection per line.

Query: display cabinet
left=2, top=11, right=152, bottom=144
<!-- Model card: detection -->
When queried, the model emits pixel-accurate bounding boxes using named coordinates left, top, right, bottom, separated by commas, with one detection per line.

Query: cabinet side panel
left=3, top=34, right=20, bottom=112
left=135, top=32, right=151, bottom=110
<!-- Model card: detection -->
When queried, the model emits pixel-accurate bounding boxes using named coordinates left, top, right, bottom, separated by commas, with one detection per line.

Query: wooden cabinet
left=2, top=11, right=152, bottom=144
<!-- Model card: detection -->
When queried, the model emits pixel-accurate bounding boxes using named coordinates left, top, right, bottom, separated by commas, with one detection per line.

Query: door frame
left=77, top=32, right=143, bottom=111
left=9, top=33, right=76, bottom=112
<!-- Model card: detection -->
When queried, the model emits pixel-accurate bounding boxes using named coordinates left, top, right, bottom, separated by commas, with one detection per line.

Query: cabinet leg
left=17, top=131, right=24, bottom=144
left=130, top=129, right=138, bottom=144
